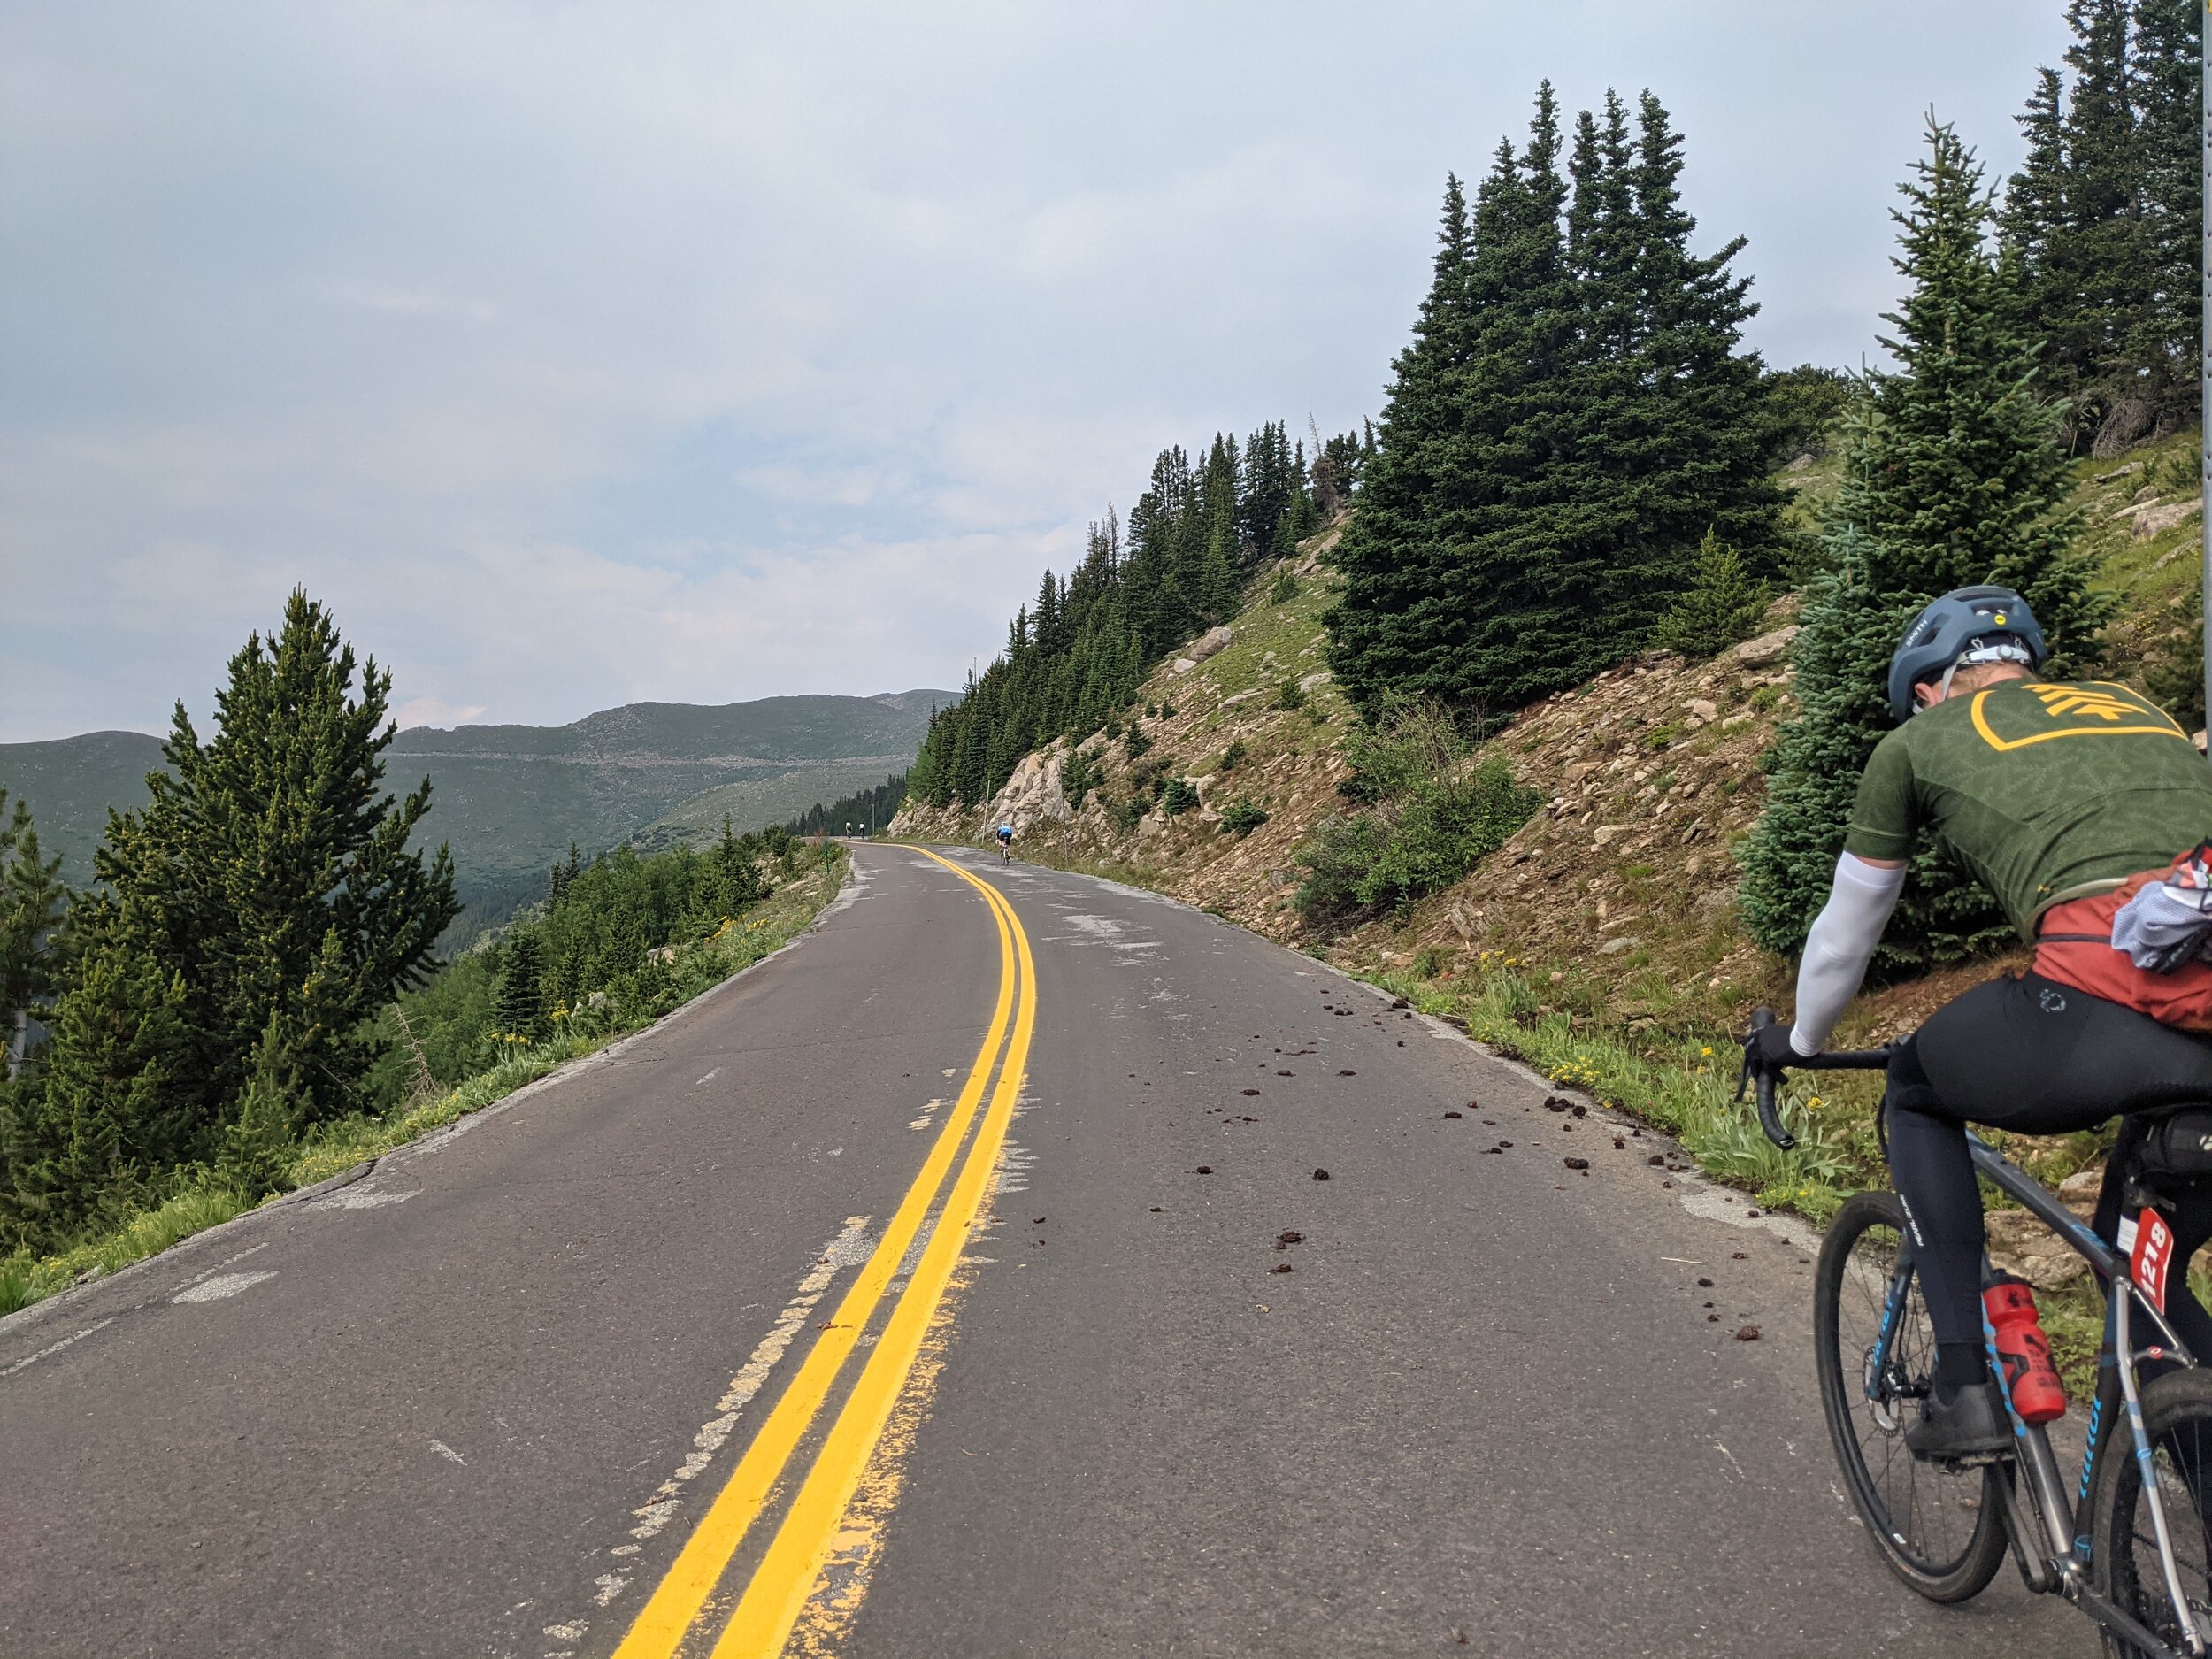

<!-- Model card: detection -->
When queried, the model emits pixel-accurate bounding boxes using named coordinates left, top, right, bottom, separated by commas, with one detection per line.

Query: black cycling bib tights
left=1886, top=972, right=2212, bottom=1356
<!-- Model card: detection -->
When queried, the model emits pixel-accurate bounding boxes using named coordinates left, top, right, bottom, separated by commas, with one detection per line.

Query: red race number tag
left=2132, top=1207, right=2176, bottom=1315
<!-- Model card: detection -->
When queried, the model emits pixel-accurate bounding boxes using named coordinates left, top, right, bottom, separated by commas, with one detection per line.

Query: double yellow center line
left=613, top=847, right=1035, bottom=1658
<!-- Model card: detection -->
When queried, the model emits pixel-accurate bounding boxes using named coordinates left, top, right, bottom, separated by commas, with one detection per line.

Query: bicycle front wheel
left=2089, top=1366, right=2212, bottom=1656
left=1813, top=1190, right=2008, bottom=1601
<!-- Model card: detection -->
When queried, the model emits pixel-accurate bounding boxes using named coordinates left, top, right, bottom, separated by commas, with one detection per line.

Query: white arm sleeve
left=1789, top=853, right=1908, bottom=1056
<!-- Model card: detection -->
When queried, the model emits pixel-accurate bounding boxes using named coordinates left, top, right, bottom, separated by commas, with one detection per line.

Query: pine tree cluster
left=786, top=772, right=909, bottom=838
left=2002, top=0, right=2200, bottom=453
left=909, top=421, right=1363, bottom=807
left=1329, top=84, right=1783, bottom=721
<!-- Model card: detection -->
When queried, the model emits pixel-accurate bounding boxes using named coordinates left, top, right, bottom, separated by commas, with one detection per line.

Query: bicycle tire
left=1814, top=1189, right=2008, bottom=1601
left=2090, top=1365, right=2212, bottom=1656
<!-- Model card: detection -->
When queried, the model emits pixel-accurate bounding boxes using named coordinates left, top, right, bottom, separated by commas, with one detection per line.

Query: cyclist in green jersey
left=1750, top=586, right=2212, bottom=1460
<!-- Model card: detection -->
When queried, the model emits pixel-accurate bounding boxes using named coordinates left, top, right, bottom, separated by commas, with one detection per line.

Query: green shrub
left=1293, top=697, right=1540, bottom=919
left=1275, top=679, right=1307, bottom=712
left=2141, top=565, right=2207, bottom=734
left=1220, top=797, right=1271, bottom=837
left=1113, top=793, right=1148, bottom=830
left=1652, top=531, right=1770, bottom=659
left=1270, top=568, right=1300, bottom=604
left=1160, top=779, right=1200, bottom=817
left=1125, top=726, right=1153, bottom=761
left=1219, top=739, right=1248, bottom=773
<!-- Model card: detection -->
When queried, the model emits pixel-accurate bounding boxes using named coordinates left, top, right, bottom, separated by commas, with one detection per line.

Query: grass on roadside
left=1370, top=961, right=1880, bottom=1226
left=0, top=851, right=848, bottom=1318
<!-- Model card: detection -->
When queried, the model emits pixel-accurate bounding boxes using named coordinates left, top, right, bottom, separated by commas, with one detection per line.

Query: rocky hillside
left=893, top=428, right=2205, bottom=1052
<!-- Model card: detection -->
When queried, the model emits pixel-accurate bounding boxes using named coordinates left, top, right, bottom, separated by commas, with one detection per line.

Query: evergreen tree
left=219, top=1010, right=301, bottom=1200
left=1742, top=120, right=2108, bottom=965
left=55, top=591, right=461, bottom=1140
left=491, top=931, right=547, bottom=1041
left=0, top=792, right=66, bottom=1066
left=1651, top=530, right=1770, bottom=659
left=549, top=842, right=582, bottom=907
left=1331, top=83, right=1778, bottom=720
left=2128, top=0, right=2200, bottom=423
left=2002, top=0, right=2200, bottom=449
left=0, top=936, right=196, bottom=1252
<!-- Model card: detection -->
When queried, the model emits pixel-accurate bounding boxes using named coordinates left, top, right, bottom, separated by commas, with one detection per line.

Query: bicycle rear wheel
left=2089, top=1366, right=2212, bottom=1656
left=1813, top=1190, right=2008, bottom=1601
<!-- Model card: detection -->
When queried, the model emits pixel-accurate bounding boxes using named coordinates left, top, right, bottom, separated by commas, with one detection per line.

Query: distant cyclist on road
left=1751, top=586, right=2212, bottom=1460
left=995, top=823, right=1014, bottom=864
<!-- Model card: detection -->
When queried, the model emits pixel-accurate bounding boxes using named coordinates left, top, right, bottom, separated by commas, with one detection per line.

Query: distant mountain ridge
left=0, top=689, right=950, bottom=938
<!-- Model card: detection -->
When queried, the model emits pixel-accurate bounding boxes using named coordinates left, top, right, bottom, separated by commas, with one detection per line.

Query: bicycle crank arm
left=1992, top=1467, right=2061, bottom=1595
left=2074, top=1581, right=2202, bottom=1659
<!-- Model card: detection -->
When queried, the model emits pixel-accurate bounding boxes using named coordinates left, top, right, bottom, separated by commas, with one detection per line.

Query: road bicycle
left=1743, top=1009, right=2212, bottom=1656
left=995, top=837, right=1013, bottom=865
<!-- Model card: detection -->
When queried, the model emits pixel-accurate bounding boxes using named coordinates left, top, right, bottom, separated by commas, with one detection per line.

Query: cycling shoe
left=1906, top=1380, right=2014, bottom=1461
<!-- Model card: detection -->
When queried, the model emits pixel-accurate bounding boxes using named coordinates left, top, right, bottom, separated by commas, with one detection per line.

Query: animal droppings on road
left=1736, top=1326, right=1762, bottom=1342
left=1032, top=1217, right=1046, bottom=1225
left=1564, top=1158, right=1590, bottom=1172
left=1444, top=1110, right=1462, bottom=1119
left=1194, top=1165, right=1213, bottom=1175
left=1148, top=1206, right=1162, bottom=1212
left=1338, top=1068, right=1356, bottom=1076
left=1312, top=1168, right=1331, bottom=1181
left=1242, top=1088, right=1261, bottom=1096
left=1269, top=1263, right=1293, bottom=1273
left=1732, top=1251, right=1748, bottom=1260
left=1612, top=1137, right=1625, bottom=1148
left=1276, top=1230, right=1302, bottom=1246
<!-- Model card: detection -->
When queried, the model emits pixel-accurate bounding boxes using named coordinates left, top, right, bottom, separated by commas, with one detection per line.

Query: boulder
left=1298, top=669, right=1333, bottom=692
left=1734, top=626, right=1801, bottom=669
left=1984, top=1208, right=2090, bottom=1290
left=1187, top=625, right=1234, bottom=664
left=2134, top=499, right=2201, bottom=541
left=1172, top=657, right=1198, bottom=675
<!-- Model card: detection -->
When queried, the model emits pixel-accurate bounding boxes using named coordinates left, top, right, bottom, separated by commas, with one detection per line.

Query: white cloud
left=392, top=695, right=488, bottom=731
left=0, top=1, right=2071, bottom=741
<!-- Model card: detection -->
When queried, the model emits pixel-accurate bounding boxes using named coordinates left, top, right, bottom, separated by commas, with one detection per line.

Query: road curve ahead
left=0, top=843, right=2080, bottom=1657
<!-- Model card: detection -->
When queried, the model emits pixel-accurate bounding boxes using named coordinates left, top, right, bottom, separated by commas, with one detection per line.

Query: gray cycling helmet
left=1886, top=585, right=2047, bottom=721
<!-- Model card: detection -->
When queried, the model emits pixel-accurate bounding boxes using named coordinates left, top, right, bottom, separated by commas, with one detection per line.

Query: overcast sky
left=1, top=1, right=2074, bottom=743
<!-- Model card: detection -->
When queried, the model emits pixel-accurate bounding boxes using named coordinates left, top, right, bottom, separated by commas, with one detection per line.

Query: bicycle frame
left=1740, top=1016, right=2211, bottom=1655
left=1864, top=1133, right=2205, bottom=1653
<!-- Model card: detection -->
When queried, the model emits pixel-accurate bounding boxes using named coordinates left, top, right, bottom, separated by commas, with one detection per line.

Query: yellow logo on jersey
left=1970, top=680, right=2189, bottom=751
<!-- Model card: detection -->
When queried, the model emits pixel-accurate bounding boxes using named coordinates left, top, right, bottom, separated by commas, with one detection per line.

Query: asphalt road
left=0, top=843, right=2084, bottom=1657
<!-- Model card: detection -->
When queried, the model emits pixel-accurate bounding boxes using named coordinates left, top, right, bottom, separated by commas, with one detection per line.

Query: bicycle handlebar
left=1734, top=1006, right=1896, bottom=1153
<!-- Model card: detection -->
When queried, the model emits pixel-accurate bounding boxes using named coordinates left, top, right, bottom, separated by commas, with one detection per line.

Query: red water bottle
left=1984, top=1274, right=2068, bottom=1425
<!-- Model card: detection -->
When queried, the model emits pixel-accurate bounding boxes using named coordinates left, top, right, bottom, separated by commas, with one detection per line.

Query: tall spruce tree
left=1741, top=119, right=2107, bottom=966
left=491, top=932, right=548, bottom=1041
left=50, top=591, right=460, bottom=1149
